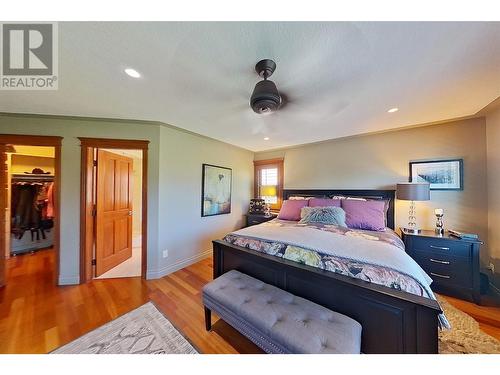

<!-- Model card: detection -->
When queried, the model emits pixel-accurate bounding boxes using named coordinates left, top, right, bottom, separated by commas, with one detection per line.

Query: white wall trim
left=58, top=275, right=80, bottom=285
left=146, top=249, right=212, bottom=280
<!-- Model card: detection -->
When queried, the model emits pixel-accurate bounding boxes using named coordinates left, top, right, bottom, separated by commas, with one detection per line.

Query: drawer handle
left=429, top=258, right=450, bottom=265
left=429, top=245, right=450, bottom=251
left=430, top=272, right=451, bottom=279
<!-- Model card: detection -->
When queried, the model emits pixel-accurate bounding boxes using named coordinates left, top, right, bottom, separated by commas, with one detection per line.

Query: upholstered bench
left=202, top=270, right=362, bottom=354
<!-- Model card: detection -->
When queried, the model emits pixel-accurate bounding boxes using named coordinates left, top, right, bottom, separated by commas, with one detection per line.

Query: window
left=254, top=158, right=284, bottom=210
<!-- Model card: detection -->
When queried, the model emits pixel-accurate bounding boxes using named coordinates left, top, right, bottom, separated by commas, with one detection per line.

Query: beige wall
left=153, top=126, right=254, bottom=278
left=0, top=113, right=253, bottom=284
left=12, top=145, right=55, bottom=158
left=256, top=118, right=489, bottom=264
left=11, top=154, right=55, bottom=175
left=0, top=114, right=161, bottom=284
left=2, top=110, right=493, bottom=284
left=486, top=106, right=500, bottom=286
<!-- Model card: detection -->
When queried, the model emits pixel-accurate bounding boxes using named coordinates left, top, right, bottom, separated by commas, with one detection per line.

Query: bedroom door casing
left=0, top=145, right=7, bottom=287
left=95, top=150, right=133, bottom=277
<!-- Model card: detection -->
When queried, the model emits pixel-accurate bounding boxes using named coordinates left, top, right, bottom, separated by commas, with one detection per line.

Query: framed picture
left=409, top=159, right=463, bottom=190
left=201, top=164, right=232, bottom=217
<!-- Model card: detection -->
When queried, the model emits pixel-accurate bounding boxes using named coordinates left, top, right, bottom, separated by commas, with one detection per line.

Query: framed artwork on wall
left=201, top=164, right=232, bottom=217
left=409, top=159, right=463, bottom=190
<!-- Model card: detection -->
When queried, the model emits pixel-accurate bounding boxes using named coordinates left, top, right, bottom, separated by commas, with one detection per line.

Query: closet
left=8, top=147, right=56, bottom=256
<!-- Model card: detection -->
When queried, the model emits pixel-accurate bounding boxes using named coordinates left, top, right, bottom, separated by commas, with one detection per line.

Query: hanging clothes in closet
left=10, top=174, right=55, bottom=255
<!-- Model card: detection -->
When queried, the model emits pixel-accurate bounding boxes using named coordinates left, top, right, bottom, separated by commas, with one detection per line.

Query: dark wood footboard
left=213, top=240, right=441, bottom=354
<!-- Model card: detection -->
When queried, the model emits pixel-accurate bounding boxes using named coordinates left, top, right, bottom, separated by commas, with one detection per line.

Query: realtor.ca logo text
left=0, top=22, right=58, bottom=90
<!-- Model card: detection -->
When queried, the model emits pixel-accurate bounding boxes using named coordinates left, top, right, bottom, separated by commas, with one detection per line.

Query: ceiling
left=0, top=22, right=499, bottom=151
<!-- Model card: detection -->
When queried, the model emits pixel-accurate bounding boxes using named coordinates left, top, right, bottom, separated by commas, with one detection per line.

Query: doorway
left=79, top=138, right=148, bottom=283
left=0, top=135, right=62, bottom=288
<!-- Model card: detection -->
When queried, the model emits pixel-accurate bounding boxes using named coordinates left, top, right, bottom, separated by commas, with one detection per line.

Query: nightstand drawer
left=401, top=229, right=482, bottom=304
left=410, top=236, right=471, bottom=258
left=245, top=214, right=277, bottom=227
left=248, top=219, right=264, bottom=225
left=413, top=253, right=472, bottom=288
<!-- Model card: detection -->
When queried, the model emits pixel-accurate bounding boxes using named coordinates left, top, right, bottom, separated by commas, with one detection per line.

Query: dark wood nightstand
left=401, top=229, right=482, bottom=304
left=245, top=213, right=278, bottom=227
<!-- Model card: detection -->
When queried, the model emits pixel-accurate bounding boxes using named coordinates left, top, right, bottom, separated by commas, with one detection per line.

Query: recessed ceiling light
left=264, top=137, right=270, bottom=141
left=387, top=107, right=399, bottom=113
left=124, top=68, right=141, bottom=78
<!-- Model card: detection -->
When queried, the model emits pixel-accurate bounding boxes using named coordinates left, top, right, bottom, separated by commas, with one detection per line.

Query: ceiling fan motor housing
left=250, top=79, right=281, bottom=114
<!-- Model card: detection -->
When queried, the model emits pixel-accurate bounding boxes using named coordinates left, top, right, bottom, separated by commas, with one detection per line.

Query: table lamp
left=260, top=185, right=277, bottom=216
left=396, top=182, right=430, bottom=233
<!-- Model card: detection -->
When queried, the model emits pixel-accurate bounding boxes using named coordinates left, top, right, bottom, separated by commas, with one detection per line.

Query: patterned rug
left=51, top=296, right=499, bottom=354
left=52, top=302, right=198, bottom=354
left=438, top=296, right=500, bottom=354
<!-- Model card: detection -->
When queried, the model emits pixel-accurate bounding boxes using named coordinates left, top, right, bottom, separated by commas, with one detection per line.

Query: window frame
left=253, top=158, right=284, bottom=211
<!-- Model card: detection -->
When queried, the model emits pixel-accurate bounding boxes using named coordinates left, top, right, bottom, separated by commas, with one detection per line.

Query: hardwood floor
left=442, top=293, right=500, bottom=340
left=0, top=248, right=261, bottom=353
left=0, top=247, right=499, bottom=353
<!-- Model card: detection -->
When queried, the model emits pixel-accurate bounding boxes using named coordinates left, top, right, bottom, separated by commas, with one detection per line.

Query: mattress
left=223, top=219, right=450, bottom=328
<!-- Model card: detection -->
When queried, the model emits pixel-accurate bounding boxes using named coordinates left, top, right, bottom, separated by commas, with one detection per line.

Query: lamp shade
left=396, top=182, right=430, bottom=201
left=260, top=185, right=277, bottom=197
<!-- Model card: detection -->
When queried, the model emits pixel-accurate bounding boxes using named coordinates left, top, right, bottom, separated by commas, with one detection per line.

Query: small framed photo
left=201, top=164, right=232, bottom=217
left=409, top=159, right=463, bottom=191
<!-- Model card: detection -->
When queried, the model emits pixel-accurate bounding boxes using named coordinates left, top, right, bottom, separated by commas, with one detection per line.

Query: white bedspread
left=232, top=223, right=434, bottom=298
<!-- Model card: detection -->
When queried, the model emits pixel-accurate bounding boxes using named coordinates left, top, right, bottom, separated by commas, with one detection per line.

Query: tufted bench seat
left=202, top=270, right=362, bottom=354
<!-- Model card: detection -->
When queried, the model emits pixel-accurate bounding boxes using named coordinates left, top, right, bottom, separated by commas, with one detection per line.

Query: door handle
left=128, top=211, right=133, bottom=216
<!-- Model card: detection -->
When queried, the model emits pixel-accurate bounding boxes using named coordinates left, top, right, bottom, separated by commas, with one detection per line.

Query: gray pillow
left=299, top=206, right=347, bottom=227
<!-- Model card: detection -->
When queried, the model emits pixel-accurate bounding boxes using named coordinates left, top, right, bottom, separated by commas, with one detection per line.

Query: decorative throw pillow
left=308, top=197, right=341, bottom=208
left=277, top=199, right=308, bottom=221
left=341, top=199, right=386, bottom=231
left=299, top=206, right=347, bottom=227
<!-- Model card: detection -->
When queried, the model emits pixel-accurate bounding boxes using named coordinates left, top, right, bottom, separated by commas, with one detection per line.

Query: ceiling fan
left=250, top=59, right=282, bottom=114
left=182, top=55, right=347, bottom=136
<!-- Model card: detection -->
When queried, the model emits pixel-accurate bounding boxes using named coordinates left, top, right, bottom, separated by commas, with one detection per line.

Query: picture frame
left=201, top=164, right=232, bottom=217
left=409, top=159, right=463, bottom=191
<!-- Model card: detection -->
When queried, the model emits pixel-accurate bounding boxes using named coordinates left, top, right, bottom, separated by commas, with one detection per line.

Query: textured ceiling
left=0, top=22, right=499, bottom=151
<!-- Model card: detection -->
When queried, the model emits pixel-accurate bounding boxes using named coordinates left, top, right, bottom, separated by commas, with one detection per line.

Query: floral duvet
left=223, top=219, right=450, bottom=328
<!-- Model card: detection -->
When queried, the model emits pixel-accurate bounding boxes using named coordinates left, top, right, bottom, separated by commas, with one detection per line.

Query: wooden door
left=95, top=150, right=133, bottom=276
left=0, top=146, right=7, bottom=287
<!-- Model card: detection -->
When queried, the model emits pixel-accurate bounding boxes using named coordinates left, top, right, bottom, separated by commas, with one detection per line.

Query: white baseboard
left=57, top=250, right=212, bottom=283
left=146, top=249, right=212, bottom=279
left=58, top=275, right=80, bottom=285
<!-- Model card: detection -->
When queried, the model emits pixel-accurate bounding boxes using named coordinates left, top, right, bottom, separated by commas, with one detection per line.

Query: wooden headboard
left=283, top=189, right=396, bottom=230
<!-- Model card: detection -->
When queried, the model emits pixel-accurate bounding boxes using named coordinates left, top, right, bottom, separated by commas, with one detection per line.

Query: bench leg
left=204, top=306, right=212, bottom=331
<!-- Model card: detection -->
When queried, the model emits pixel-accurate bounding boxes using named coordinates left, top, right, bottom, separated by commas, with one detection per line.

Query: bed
left=212, top=189, right=442, bottom=354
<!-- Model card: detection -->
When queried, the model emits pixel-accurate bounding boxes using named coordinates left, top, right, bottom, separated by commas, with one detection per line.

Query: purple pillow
left=342, top=199, right=386, bottom=231
left=277, top=200, right=308, bottom=221
left=309, top=198, right=341, bottom=208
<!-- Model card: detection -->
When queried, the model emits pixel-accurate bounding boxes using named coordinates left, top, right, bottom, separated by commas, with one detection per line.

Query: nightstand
left=245, top=213, right=278, bottom=227
left=401, top=229, right=482, bottom=304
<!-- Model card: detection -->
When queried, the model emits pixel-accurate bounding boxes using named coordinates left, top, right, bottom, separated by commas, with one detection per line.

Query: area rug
left=52, top=302, right=198, bottom=354
left=438, top=296, right=500, bottom=354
